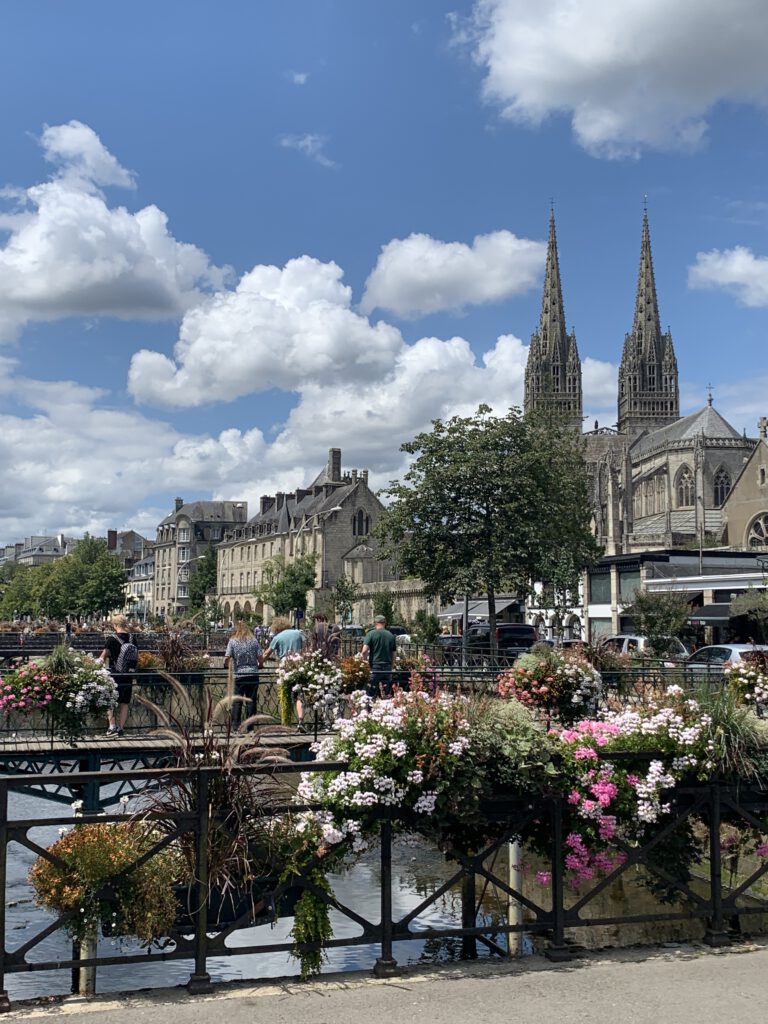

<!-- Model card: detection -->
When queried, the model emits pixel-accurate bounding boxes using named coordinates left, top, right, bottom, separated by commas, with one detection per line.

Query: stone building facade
left=523, top=207, right=766, bottom=641
left=153, top=498, right=248, bottom=619
left=217, top=449, right=397, bottom=622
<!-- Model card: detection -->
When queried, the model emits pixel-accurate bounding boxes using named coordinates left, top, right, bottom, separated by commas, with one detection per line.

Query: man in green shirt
left=361, top=615, right=397, bottom=698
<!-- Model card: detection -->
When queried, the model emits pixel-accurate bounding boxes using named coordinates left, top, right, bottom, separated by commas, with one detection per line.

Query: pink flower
left=568, top=790, right=581, bottom=805
left=756, top=843, right=768, bottom=858
left=535, top=871, right=552, bottom=885
left=574, top=747, right=598, bottom=760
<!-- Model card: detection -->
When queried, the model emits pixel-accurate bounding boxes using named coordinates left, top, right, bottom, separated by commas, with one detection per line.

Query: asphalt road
left=6, top=943, right=768, bottom=1024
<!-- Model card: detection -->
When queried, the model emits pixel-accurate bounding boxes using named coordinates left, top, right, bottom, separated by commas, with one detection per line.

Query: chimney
left=759, top=416, right=768, bottom=440
left=275, top=492, right=285, bottom=511
left=327, top=447, right=342, bottom=482
left=174, top=497, right=184, bottom=512
left=361, top=470, right=369, bottom=486
left=260, top=495, right=275, bottom=515
left=351, top=469, right=358, bottom=484
left=107, top=529, right=117, bottom=551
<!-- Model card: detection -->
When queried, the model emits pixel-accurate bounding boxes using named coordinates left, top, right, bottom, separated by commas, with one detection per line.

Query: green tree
left=377, top=405, right=600, bottom=652
left=372, top=589, right=399, bottom=626
left=188, top=546, right=218, bottom=615
left=254, top=553, right=318, bottom=618
left=0, top=564, right=36, bottom=619
left=624, top=590, right=692, bottom=653
left=730, top=590, right=768, bottom=643
left=331, top=574, right=361, bottom=625
left=70, top=537, right=128, bottom=617
left=409, top=610, right=441, bottom=644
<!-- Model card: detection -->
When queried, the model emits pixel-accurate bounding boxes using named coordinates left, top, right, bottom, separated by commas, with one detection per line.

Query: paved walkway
left=6, top=942, right=768, bottom=1023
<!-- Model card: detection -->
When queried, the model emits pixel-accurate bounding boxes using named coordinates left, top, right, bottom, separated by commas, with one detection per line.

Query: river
left=5, top=791, right=513, bottom=1000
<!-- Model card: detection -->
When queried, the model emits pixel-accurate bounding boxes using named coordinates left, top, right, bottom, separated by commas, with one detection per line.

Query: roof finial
left=706, top=383, right=714, bottom=407
left=643, top=193, right=648, bottom=212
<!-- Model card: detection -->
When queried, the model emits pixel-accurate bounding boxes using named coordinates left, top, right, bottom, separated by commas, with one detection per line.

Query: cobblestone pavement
left=5, top=941, right=768, bottom=1024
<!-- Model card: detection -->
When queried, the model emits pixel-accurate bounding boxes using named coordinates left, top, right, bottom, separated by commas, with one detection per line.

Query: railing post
left=546, top=796, right=571, bottom=962
left=187, top=770, right=214, bottom=994
left=704, top=783, right=730, bottom=947
left=461, top=866, right=478, bottom=960
left=373, top=817, right=398, bottom=977
left=0, top=781, right=11, bottom=1012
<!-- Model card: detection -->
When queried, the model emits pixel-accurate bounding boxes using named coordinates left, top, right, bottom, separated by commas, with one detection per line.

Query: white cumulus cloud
left=360, top=229, right=546, bottom=317
left=0, top=121, right=227, bottom=340
left=688, top=246, right=768, bottom=306
left=128, top=256, right=404, bottom=407
left=463, top=0, right=768, bottom=157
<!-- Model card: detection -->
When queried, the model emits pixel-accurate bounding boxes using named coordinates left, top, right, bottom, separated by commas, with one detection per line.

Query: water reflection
left=5, top=794, right=507, bottom=1000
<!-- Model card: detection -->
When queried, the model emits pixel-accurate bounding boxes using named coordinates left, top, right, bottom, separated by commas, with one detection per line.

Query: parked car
left=600, top=634, right=690, bottom=660
left=341, top=624, right=365, bottom=639
left=464, top=622, right=540, bottom=661
left=683, top=644, right=768, bottom=675
left=388, top=625, right=409, bottom=637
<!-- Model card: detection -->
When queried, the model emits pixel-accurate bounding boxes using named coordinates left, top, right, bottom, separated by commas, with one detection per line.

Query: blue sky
left=1, top=0, right=768, bottom=540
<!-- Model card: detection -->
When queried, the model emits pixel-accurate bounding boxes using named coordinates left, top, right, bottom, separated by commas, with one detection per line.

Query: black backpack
left=113, top=633, right=138, bottom=674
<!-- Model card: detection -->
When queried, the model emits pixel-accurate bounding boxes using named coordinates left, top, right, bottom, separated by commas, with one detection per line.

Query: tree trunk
left=488, top=587, right=497, bottom=662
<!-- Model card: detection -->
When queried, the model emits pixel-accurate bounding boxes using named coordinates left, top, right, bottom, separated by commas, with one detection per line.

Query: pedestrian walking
left=224, top=621, right=264, bottom=730
left=361, top=615, right=397, bottom=698
left=98, top=614, right=138, bottom=737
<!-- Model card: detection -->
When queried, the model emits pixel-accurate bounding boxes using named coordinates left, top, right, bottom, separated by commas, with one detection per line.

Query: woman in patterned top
left=224, top=621, right=264, bottom=730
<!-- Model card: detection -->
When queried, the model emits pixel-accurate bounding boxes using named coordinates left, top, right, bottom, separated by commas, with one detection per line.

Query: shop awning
left=689, top=603, right=731, bottom=625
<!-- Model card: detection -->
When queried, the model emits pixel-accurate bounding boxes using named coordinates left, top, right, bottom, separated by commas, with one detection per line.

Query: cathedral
left=523, top=209, right=764, bottom=556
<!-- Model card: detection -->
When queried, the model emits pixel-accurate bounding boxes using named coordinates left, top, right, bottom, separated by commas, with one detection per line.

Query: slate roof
left=631, top=509, right=725, bottom=537
left=159, top=501, right=247, bottom=527
left=631, top=405, right=742, bottom=457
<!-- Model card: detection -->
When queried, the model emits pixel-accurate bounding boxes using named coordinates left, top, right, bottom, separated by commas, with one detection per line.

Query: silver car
left=683, top=644, right=768, bottom=675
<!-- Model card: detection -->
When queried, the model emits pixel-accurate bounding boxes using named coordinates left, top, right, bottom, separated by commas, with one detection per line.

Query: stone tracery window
left=747, top=512, right=768, bottom=548
left=675, top=466, right=694, bottom=507
left=713, top=467, right=732, bottom=507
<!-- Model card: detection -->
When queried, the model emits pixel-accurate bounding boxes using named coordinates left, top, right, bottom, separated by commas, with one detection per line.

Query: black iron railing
left=0, top=763, right=767, bottom=1010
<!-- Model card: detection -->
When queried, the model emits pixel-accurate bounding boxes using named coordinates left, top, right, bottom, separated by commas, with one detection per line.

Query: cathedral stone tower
left=617, top=210, right=679, bottom=436
left=524, top=210, right=582, bottom=430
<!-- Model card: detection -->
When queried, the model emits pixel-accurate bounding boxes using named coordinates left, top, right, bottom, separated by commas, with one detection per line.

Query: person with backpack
left=98, top=614, right=138, bottom=737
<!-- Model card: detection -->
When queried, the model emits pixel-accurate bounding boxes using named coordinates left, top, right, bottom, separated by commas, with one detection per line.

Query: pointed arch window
left=675, top=466, right=694, bottom=508
left=713, top=467, right=732, bottom=507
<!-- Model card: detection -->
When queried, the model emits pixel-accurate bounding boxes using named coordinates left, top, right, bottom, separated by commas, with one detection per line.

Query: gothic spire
left=617, top=207, right=679, bottom=435
left=537, top=208, right=569, bottom=364
left=524, top=209, right=582, bottom=430
left=631, top=209, right=663, bottom=357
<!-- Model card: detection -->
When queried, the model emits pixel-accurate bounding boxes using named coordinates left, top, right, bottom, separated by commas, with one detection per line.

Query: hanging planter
left=172, top=878, right=303, bottom=932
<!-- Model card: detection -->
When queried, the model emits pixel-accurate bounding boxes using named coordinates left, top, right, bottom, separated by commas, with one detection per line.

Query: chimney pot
left=174, top=497, right=184, bottom=512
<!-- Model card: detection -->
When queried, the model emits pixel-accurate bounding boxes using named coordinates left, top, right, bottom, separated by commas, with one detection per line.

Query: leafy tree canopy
left=187, top=546, right=218, bottom=614
left=376, top=406, right=600, bottom=643
left=624, top=590, right=692, bottom=654
left=254, top=553, right=318, bottom=617
left=330, top=574, right=360, bottom=625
